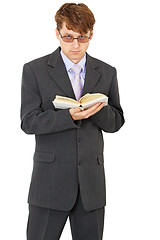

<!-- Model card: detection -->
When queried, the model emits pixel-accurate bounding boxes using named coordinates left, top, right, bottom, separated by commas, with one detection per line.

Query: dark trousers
left=27, top=188, right=105, bottom=240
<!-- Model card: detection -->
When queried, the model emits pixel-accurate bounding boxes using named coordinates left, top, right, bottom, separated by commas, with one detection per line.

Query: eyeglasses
left=59, top=32, right=91, bottom=43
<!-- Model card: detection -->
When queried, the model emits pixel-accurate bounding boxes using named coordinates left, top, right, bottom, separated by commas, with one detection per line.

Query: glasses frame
left=59, top=31, right=91, bottom=43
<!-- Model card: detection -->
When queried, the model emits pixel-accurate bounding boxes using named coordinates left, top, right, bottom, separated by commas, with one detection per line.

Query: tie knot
left=71, top=64, right=81, bottom=75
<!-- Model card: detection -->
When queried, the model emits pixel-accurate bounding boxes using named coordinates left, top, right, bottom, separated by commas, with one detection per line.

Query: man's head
left=55, top=3, right=95, bottom=63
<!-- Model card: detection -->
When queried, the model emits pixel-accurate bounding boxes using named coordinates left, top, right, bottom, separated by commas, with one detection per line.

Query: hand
left=69, top=102, right=106, bottom=121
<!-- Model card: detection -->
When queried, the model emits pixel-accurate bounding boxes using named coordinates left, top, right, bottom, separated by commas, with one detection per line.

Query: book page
left=80, top=93, right=106, bottom=102
left=79, top=93, right=108, bottom=109
left=55, top=96, right=78, bottom=104
left=53, top=95, right=79, bottom=109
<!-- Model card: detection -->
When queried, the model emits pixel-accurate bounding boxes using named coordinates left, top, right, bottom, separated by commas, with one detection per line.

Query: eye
left=79, top=35, right=85, bottom=39
left=66, top=35, right=72, bottom=39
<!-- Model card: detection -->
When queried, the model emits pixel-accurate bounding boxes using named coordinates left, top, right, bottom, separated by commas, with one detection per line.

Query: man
left=21, top=3, right=125, bottom=240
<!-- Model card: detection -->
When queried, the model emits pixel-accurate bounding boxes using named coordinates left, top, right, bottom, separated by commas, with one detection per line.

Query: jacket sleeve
left=90, top=68, right=125, bottom=133
left=20, top=63, right=79, bottom=135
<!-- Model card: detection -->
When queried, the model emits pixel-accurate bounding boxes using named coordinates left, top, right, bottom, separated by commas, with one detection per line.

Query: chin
left=70, top=58, right=79, bottom=64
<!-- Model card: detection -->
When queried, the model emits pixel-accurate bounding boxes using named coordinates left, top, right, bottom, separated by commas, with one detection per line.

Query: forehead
left=60, top=22, right=90, bottom=35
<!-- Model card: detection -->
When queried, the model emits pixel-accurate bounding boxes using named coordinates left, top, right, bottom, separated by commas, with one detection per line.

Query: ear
left=55, top=28, right=60, bottom=40
left=90, top=30, right=93, bottom=40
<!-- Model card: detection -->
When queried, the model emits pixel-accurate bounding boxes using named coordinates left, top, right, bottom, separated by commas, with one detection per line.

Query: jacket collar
left=48, top=47, right=101, bottom=100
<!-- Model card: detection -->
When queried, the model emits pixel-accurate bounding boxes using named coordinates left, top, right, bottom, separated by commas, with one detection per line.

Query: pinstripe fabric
left=70, top=65, right=83, bottom=101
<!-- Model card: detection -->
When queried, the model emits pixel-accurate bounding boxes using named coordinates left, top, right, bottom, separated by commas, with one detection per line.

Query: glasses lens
left=62, top=36, right=73, bottom=42
left=78, top=36, right=89, bottom=43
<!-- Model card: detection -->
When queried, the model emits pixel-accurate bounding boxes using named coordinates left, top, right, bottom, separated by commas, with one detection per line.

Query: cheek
left=60, top=43, right=69, bottom=52
left=82, top=43, right=89, bottom=52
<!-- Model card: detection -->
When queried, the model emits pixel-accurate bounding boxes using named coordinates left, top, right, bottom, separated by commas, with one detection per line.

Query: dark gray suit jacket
left=20, top=47, right=124, bottom=211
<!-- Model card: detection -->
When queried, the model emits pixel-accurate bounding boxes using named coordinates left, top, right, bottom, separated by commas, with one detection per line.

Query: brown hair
left=55, top=3, right=95, bottom=34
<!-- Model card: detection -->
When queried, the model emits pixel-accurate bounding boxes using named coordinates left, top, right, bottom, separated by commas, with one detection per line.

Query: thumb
left=74, top=107, right=82, bottom=113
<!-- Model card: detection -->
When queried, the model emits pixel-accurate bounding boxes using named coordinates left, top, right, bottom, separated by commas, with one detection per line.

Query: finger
left=92, top=102, right=105, bottom=114
left=86, top=102, right=103, bottom=114
left=75, top=107, right=82, bottom=112
left=95, top=102, right=106, bottom=111
left=82, top=102, right=101, bottom=114
left=84, top=103, right=105, bottom=118
left=74, top=103, right=100, bottom=119
left=70, top=107, right=81, bottom=113
left=71, top=102, right=105, bottom=120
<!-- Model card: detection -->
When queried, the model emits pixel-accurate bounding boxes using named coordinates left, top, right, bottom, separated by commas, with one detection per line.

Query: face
left=56, top=22, right=93, bottom=64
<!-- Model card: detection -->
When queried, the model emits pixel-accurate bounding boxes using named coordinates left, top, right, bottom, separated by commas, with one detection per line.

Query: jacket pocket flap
left=97, top=154, right=104, bottom=165
left=33, top=151, right=56, bottom=163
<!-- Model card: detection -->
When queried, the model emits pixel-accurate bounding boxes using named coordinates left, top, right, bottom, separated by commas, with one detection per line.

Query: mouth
left=70, top=51, right=81, bottom=54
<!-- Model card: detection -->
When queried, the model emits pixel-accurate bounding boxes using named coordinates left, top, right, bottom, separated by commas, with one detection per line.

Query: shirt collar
left=60, top=50, right=86, bottom=72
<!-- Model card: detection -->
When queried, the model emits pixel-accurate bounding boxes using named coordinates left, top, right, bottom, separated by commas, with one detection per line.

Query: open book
left=53, top=93, right=108, bottom=110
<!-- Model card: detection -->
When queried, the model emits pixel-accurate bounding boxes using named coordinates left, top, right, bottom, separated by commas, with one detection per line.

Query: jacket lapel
left=48, top=48, right=76, bottom=99
left=81, top=53, right=101, bottom=97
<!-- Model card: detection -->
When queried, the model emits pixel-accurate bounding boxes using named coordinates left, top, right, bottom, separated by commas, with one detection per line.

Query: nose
left=72, top=38, right=80, bottom=48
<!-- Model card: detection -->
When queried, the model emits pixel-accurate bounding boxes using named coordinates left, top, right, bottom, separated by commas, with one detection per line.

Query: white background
left=0, top=0, right=160, bottom=239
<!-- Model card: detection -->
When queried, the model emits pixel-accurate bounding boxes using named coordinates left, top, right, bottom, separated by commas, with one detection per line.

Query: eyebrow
left=62, top=31, right=88, bottom=36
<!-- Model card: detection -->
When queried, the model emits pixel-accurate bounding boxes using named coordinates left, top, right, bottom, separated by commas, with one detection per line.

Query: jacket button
left=78, top=138, right=82, bottom=143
